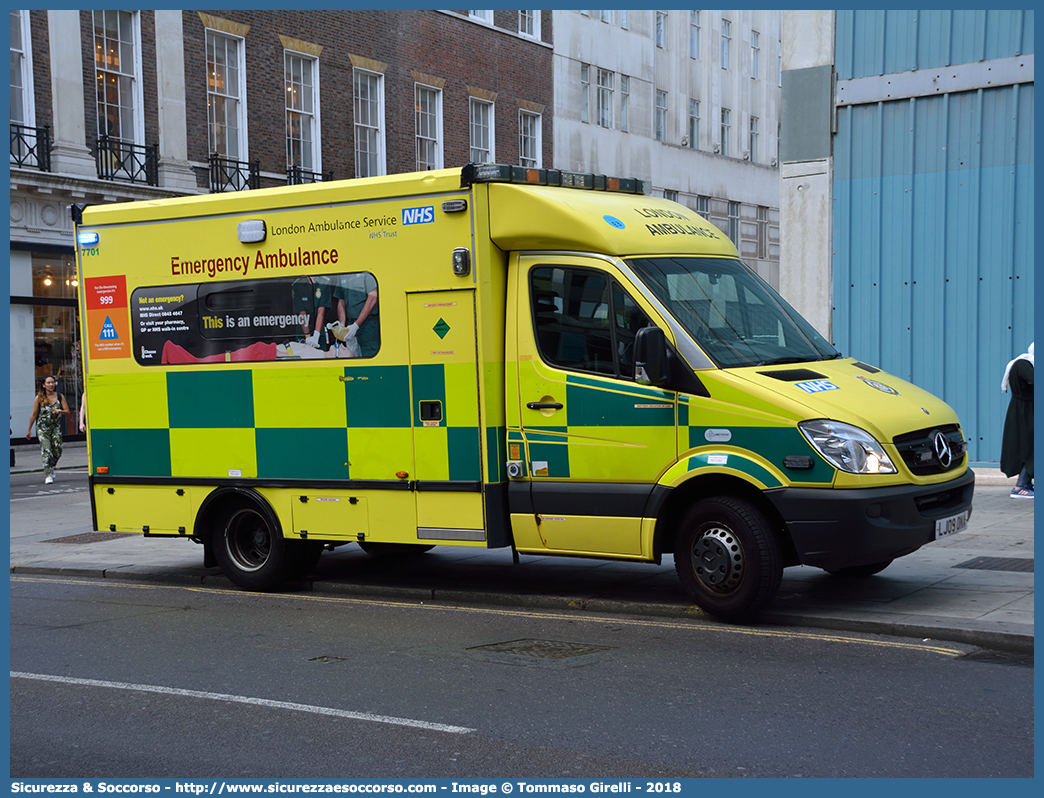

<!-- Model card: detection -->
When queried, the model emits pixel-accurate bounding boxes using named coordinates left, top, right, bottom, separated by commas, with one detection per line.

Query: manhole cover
left=952, top=557, right=1034, bottom=573
left=466, top=638, right=615, bottom=669
left=44, top=532, right=127, bottom=545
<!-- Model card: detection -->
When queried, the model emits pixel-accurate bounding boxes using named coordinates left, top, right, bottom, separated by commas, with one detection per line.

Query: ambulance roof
left=78, top=165, right=738, bottom=260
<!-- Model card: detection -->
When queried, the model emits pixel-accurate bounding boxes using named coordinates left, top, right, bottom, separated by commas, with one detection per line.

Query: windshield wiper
left=756, top=356, right=811, bottom=366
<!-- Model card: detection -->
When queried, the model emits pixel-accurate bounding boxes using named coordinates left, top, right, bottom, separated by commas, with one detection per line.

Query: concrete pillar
left=154, top=10, right=198, bottom=191
left=47, top=10, right=96, bottom=177
left=779, top=10, right=835, bottom=341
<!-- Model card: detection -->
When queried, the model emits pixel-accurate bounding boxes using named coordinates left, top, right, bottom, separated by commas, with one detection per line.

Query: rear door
left=406, top=290, right=485, bottom=543
left=512, top=255, right=677, bottom=556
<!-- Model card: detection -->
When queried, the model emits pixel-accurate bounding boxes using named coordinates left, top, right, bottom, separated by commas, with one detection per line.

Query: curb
left=11, top=564, right=1033, bottom=654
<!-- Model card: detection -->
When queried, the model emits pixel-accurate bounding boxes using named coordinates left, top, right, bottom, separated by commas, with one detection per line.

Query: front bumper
left=765, top=469, right=975, bottom=570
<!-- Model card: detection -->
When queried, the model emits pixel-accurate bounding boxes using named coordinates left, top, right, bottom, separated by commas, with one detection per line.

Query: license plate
left=935, top=509, right=969, bottom=539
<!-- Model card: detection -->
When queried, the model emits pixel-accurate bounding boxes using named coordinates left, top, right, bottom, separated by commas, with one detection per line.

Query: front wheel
left=212, top=499, right=292, bottom=590
left=673, top=496, right=783, bottom=621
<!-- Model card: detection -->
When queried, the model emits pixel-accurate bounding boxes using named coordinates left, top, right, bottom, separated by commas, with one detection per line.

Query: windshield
left=627, top=257, right=839, bottom=369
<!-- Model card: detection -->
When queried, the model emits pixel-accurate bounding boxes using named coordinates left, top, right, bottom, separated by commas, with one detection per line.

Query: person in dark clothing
left=1001, top=342, right=1033, bottom=499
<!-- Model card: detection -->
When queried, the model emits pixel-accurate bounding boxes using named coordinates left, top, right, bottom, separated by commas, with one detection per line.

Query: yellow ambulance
left=73, top=164, right=974, bottom=620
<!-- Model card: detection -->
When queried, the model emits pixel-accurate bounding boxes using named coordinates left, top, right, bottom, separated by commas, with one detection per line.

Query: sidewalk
left=10, top=443, right=1034, bottom=653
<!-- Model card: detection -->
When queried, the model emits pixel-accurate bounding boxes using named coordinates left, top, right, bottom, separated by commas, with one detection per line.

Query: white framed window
left=749, top=116, right=759, bottom=163
left=598, top=11, right=612, bottom=24
left=655, top=90, right=667, bottom=143
left=469, top=10, right=493, bottom=24
left=688, top=100, right=700, bottom=149
left=519, top=11, right=540, bottom=39
left=751, top=31, right=760, bottom=79
left=655, top=11, right=667, bottom=48
left=519, top=110, right=541, bottom=168
left=757, top=206, right=769, bottom=259
left=285, top=51, right=319, bottom=175
left=619, top=11, right=628, bottom=29
left=469, top=97, right=494, bottom=163
left=728, top=201, right=740, bottom=243
left=696, top=196, right=710, bottom=219
left=720, top=107, right=730, bottom=156
left=721, top=19, right=731, bottom=70
left=689, top=11, right=700, bottom=60
left=415, top=84, right=442, bottom=171
left=206, top=28, right=246, bottom=160
left=580, top=63, right=589, bottom=124
left=596, top=68, right=613, bottom=129
left=10, top=10, right=34, bottom=128
left=620, top=75, right=629, bottom=133
left=664, top=189, right=677, bottom=202
left=353, top=69, right=385, bottom=178
left=95, top=10, right=143, bottom=145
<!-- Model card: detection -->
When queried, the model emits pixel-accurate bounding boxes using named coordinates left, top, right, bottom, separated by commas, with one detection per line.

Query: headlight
left=798, top=419, right=897, bottom=474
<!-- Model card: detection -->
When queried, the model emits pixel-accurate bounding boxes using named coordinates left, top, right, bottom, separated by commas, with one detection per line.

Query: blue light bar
left=77, top=231, right=99, bottom=246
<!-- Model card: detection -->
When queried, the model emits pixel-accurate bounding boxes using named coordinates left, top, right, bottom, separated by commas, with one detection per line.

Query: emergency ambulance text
left=172, top=255, right=250, bottom=279
left=170, top=247, right=341, bottom=279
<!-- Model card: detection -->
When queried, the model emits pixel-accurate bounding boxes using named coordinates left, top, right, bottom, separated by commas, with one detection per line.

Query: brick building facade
left=9, top=9, right=553, bottom=446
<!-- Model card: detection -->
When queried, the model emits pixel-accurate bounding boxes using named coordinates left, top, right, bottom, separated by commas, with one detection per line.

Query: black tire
left=287, top=540, right=325, bottom=580
left=212, top=498, right=292, bottom=590
left=825, top=559, right=893, bottom=577
left=358, top=542, right=434, bottom=556
left=673, top=496, right=783, bottom=621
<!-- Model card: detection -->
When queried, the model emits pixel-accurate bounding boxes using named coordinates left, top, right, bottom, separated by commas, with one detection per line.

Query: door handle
left=527, top=401, right=563, bottom=410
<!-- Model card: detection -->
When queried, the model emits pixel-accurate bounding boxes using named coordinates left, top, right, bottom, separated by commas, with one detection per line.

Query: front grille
left=893, top=424, right=967, bottom=476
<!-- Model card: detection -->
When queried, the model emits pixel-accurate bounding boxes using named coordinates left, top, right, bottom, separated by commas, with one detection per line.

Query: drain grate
left=466, top=638, right=616, bottom=669
left=44, top=532, right=128, bottom=545
left=468, top=638, right=614, bottom=660
left=952, top=556, right=1034, bottom=573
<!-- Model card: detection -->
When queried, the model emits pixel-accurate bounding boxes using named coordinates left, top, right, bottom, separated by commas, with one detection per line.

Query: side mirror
left=634, top=326, right=669, bottom=386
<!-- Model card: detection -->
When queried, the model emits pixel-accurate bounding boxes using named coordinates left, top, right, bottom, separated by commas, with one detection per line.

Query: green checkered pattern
left=88, top=364, right=485, bottom=482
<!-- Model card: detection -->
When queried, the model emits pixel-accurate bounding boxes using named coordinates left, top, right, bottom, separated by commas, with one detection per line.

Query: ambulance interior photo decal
left=130, top=272, right=379, bottom=365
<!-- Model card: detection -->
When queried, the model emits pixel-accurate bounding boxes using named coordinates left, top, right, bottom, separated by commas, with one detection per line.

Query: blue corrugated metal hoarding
left=832, top=11, right=1033, bottom=467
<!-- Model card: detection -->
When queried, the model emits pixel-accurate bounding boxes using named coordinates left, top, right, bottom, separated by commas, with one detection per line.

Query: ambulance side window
left=530, top=266, right=650, bottom=380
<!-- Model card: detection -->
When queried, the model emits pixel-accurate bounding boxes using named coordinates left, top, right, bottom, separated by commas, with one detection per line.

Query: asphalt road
left=9, top=467, right=87, bottom=500
left=9, top=575, right=1033, bottom=778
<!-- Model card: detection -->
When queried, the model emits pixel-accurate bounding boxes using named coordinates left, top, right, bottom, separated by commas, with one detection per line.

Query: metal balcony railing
left=10, top=123, right=51, bottom=171
left=96, top=135, right=158, bottom=185
left=209, top=154, right=260, bottom=192
left=287, top=165, right=333, bottom=185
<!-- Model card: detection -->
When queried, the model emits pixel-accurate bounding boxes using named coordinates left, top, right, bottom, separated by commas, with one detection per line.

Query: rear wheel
left=212, top=499, right=292, bottom=590
left=825, top=559, right=892, bottom=577
left=673, top=496, right=782, bottom=621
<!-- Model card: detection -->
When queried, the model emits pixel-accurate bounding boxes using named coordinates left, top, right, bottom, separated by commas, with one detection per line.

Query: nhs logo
left=796, top=379, right=840, bottom=394
left=402, top=206, right=435, bottom=225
